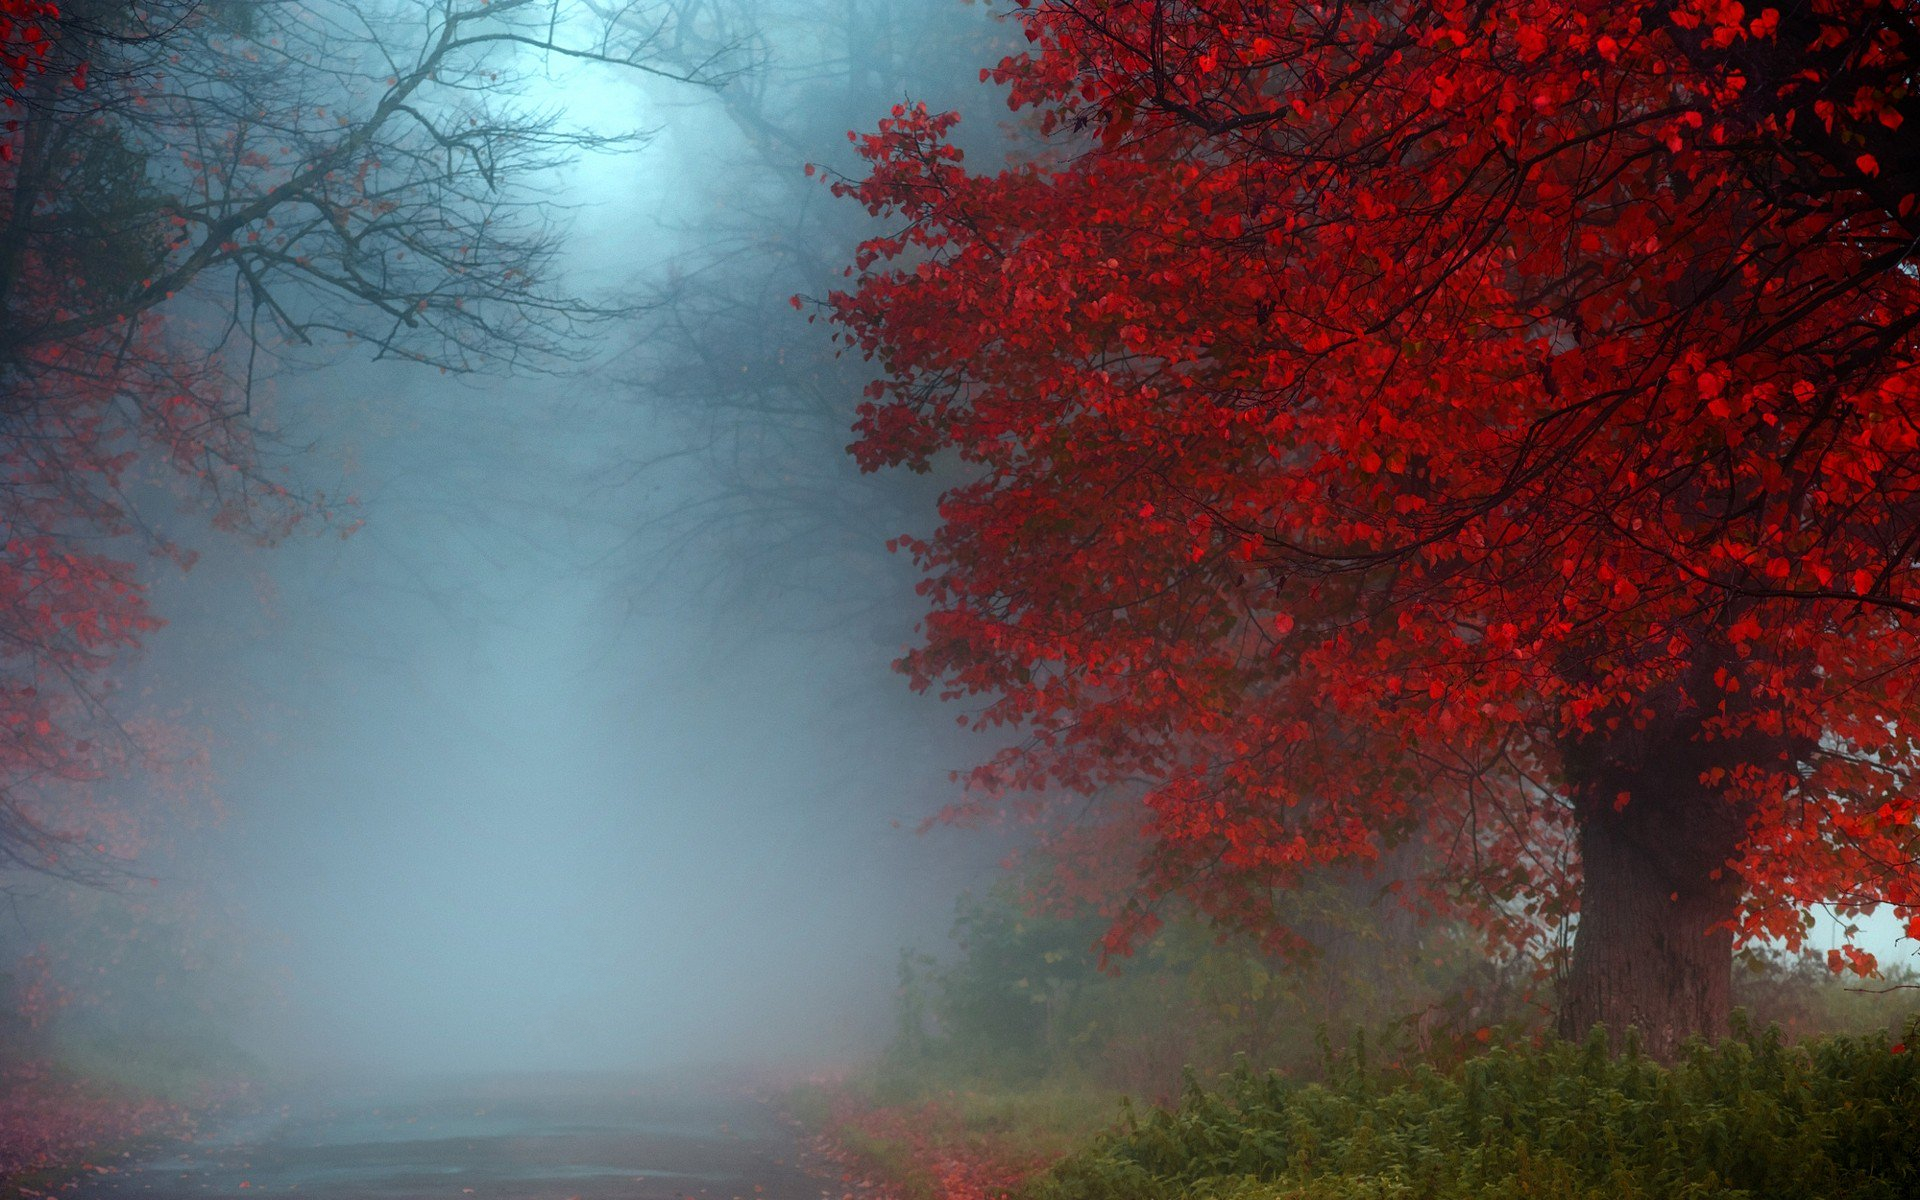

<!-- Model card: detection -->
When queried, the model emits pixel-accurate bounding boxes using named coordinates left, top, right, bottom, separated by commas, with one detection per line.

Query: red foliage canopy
left=0, top=0, right=274, bottom=875
left=0, top=0, right=55, bottom=96
left=827, top=0, right=1920, bottom=994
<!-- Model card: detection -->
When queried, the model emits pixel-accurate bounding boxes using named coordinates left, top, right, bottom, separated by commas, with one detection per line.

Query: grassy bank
left=794, top=883, right=1920, bottom=1200
left=1034, top=1018, right=1920, bottom=1200
left=797, top=1016, right=1920, bottom=1200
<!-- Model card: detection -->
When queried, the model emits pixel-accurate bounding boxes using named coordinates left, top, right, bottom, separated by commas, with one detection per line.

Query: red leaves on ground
left=0, top=1060, right=194, bottom=1181
left=803, top=1087, right=1065, bottom=1200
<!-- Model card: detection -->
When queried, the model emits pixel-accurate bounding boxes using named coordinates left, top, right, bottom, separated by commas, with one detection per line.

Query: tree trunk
left=1551, top=636, right=1789, bottom=1060
left=1555, top=754, right=1745, bottom=1059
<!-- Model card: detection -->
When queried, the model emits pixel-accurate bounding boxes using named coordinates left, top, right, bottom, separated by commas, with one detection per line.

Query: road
left=68, top=1074, right=832, bottom=1200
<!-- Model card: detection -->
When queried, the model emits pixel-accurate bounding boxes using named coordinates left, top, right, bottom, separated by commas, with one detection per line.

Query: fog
left=3, top=0, right=1015, bottom=1084
left=6, top=0, right=1912, bottom=1134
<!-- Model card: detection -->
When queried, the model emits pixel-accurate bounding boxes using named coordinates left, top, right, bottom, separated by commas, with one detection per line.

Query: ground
left=55, top=1073, right=830, bottom=1200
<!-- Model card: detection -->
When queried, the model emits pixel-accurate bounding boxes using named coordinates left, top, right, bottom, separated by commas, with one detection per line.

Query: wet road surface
left=69, top=1074, right=829, bottom=1200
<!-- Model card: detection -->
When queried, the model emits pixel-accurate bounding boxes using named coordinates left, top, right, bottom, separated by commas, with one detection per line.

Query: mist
left=4, top=2, right=1916, bottom=1195
left=0, top=0, right=1012, bottom=1087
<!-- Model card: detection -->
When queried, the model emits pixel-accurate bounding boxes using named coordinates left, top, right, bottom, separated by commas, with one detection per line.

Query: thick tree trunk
left=1555, top=759, right=1745, bottom=1059
left=1551, top=639, right=1787, bottom=1059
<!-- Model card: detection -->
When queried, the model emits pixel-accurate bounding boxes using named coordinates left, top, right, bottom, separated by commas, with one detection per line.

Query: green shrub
left=893, top=878, right=1535, bottom=1103
left=1028, top=1017, right=1920, bottom=1200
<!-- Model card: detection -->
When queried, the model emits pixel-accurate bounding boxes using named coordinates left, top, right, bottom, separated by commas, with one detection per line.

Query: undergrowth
left=1031, top=1016, right=1920, bottom=1200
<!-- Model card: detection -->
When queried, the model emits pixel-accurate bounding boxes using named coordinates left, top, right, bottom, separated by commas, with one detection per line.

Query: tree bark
left=1555, top=750, right=1745, bottom=1059
left=1553, top=644, right=1786, bottom=1060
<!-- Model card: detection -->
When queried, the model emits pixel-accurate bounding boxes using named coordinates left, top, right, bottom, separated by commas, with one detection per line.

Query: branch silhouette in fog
left=590, top=0, right=999, bottom=635
left=0, top=0, right=721, bottom=881
left=3, top=0, right=735, bottom=377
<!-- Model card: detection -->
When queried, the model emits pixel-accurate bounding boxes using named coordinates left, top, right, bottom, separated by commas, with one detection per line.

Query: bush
left=892, top=880, right=1534, bottom=1103
left=1029, top=1017, right=1920, bottom=1200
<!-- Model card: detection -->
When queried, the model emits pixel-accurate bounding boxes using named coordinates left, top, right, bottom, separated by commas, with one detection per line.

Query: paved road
left=69, top=1074, right=829, bottom=1200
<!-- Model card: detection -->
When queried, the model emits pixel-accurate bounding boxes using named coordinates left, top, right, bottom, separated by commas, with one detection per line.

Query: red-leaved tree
left=826, top=0, right=1920, bottom=1055
left=0, top=0, right=60, bottom=115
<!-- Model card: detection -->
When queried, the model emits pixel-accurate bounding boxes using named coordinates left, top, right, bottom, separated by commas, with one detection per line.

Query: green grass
left=935, top=1081, right=1128, bottom=1160
left=1027, top=1017, right=1920, bottom=1200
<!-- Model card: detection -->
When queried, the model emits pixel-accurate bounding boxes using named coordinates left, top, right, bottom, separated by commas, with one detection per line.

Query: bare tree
left=0, top=0, right=727, bottom=880
left=3, top=0, right=736, bottom=377
left=586, top=0, right=1002, bottom=632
